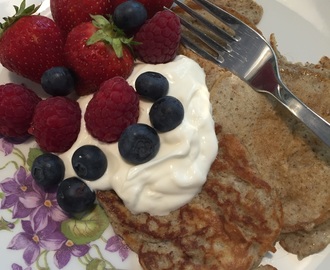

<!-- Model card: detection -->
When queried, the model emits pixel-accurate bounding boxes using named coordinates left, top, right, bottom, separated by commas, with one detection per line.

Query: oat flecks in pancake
left=97, top=132, right=282, bottom=270
left=279, top=218, right=330, bottom=260
left=209, top=48, right=330, bottom=232
left=97, top=1, right=283, bottom=269
left=179, top=0, right=330, bottom=254
left=184, top=31, right=330, bottom=257
left=98, top=0, right=330, bottom=265
left=183, top=0, right=264, bottom=25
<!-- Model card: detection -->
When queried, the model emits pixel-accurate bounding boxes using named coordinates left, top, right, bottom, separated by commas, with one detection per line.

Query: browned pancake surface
left=97, top=131, right=282, bottom=269
left=178, top=2, right=330, bottom=233
left=98, top=0, right=330, bottom=264
left=97, top=1, right=284, bottom=269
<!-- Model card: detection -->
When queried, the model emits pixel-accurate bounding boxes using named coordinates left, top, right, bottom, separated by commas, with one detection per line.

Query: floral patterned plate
left=0, top=1, right=141, bottom=269
left=0, top=135, right=141, bottom=270
left=1, top=0, right=330, bottom=270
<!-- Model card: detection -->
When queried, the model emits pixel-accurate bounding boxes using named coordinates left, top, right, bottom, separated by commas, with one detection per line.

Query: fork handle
left=275, top=81, right=330, bottom=147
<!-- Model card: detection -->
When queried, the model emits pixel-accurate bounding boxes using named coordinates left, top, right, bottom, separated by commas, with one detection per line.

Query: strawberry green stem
left=0, top=0, right=40, bottom=38
left=86, top=15, right=137, bottom=58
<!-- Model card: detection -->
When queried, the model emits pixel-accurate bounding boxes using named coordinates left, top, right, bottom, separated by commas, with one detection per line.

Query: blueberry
left=41, top=66, right=75, bottom=96
left=149, top=96, right=184, bottom=132
left=135, top=71, right=169, bottom=101
left=31, top=153, right=65, bottom=190
left=57, top=177, right=96, bottom=215
left=118, top=123, right=160, bottom=164
left=72, top=145, right=107, bottom=181
left=113, top=0, right=147, bottom=32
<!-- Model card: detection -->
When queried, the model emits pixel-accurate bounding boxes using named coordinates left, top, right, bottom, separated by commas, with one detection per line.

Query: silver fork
left=173, top=0, right=330, bottom=147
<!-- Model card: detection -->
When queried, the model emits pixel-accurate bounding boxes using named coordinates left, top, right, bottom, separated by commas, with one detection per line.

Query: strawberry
left=50, top=0, right=113, bottom=36
left=112, top=0, right=174, bottom=18
left=84, top=76, right=139, bottom=143
left=64, top=15, right=135, bottom=96
left=0, top=0, right=66, bottom=83
left=0, top=83, right=41, bottom=138
left=134, top=10, right=181, bottom=64
left=29, top=96, right=81, bottom=153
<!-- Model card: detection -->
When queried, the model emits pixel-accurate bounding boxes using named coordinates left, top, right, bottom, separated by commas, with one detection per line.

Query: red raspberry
left=134, top=10, right=181, bottom=64
left=85, top=76, right=139, bottom=143
left=29, top=97, right=81, bottom=153
left=0, top=83, right=41, bottom=138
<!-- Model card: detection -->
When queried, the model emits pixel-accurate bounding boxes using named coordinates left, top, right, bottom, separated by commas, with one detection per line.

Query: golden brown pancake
left=279, top=217, right=330, bottom=260
left=98, top=0, right=330, bottom=265
left=97, top=1, right=284, bottom=269
left=97, top=5, right=284, bottom=268
left=97, top=130, right=283, bottom=269
left=178, top=0, right=330, bottom=241
left=205, top=42, right=330, bottom=233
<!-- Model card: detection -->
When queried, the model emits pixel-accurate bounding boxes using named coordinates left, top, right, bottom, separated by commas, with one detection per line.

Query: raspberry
left=29, top=97, right=81, bottom=153
left=134, top=10, right=181, bottom=64
left=0, top=83, right=41, bottom=138
left=85, top=76, right=139, bottom=143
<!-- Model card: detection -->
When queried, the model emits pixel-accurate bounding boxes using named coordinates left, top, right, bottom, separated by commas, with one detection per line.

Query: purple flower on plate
left=0, top=135, right=30, bottom=156
left=11, top=263, right=32, bottom=270
left=0, top=166, right=34, bottom=218
left=8, top=219, right=65, bottom=265
left=0, top=136, right=14, bottom=156
left=54, top=239, right=90, bottom=269
left=105, top=235, right=129, bottom=261
left=20, top=180, right=68, bottom=231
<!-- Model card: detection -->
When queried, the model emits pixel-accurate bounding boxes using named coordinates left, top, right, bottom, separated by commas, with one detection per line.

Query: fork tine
left=180, top=35, right=224, bottom=65
left=173, top=0, right=237, bottom=43
left=174, top=9, right=231, bottom=54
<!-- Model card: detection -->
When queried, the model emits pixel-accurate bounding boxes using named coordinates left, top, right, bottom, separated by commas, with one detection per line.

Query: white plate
left=0, top=0, right=329, bottom=269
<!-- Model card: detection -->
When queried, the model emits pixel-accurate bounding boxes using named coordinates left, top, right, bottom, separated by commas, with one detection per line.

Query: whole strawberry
left=111, top=0, right=174, bottom=18
left=29, top=97, right=81, bottom=153
left=85, top=76, right=139, bottom=143
left=0, top=83, right=41, bottom=138
left=50, top=0, right=113, bottom=36
left=0, top=1, right=65, bottom=83
left=64, top=15, right=135, bottom=96
left=134, top=10, right=181, bottom=64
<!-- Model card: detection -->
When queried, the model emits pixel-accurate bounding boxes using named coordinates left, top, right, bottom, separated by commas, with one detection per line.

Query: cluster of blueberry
left=31, top=71, right=184, bottom=216
left=119, top=71, right=184, bottom=164
left=31, top=145, right=105, bottom=216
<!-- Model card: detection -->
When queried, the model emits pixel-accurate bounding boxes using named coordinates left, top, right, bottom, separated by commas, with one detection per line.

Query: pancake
left=204, top=41, right=330, bottom=232
left=98, top=0, right=330, bottom=265
left=174, top=0, right=330, bottom=259
left=177, top=0, right=330, bottom=248
left=97, top=3, right=283, bottom=269
left=279, top=218, right=330, bottom=260
left=97, top=130, right=283, bottom=269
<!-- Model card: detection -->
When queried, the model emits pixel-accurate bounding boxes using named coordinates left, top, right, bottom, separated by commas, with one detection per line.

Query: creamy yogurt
left=59, top=55, right=218, bottom=216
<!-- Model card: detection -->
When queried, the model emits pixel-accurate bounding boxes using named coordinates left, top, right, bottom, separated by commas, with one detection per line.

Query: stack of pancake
left=97, top=0, right=330, bottom=268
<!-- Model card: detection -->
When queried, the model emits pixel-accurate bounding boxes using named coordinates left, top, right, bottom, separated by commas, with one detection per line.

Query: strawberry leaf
left=0, top=0, right=40, bottom=37
left=112, top=38, right=124, bottom=58
left=86, top=15, right=135, bottom=58
left=90, top=14, right=110, bottom=29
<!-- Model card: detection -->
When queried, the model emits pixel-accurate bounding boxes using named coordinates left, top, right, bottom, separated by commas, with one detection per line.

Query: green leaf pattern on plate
left=61, top=205, right=110, bottom=245
left=0, top=136, right=132, bottom=269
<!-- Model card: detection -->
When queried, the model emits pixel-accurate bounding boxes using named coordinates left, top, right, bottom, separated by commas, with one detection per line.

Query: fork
left=173, top=0, right=330, bottom=147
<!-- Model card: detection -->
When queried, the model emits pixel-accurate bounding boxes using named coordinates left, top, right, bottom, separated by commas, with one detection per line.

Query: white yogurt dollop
left=59, top=55, right=218, bottom=216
